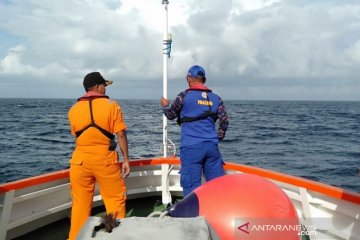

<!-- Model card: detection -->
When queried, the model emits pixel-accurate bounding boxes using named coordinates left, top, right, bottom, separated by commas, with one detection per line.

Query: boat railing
left=1, top=157, right=360, bottom=240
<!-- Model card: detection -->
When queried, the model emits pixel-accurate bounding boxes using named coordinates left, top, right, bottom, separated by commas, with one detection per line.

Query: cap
left=186, top=65, right=206, bottom=81
left=83, top=72, right=113, bottom=91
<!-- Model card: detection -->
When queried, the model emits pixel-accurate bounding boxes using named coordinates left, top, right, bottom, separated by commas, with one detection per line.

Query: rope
left=147, top=210, right=169, bottom=218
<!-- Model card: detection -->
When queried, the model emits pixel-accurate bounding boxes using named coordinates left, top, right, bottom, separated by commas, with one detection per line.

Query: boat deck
left=13, top=196, right=172, bottom=240
left=13, top=195, right=311, bottom=240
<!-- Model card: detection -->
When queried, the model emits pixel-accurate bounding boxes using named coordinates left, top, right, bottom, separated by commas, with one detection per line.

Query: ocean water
left=0, top=98, right=359, bottom=193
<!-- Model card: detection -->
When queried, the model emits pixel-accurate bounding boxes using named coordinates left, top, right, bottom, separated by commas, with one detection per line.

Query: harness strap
left=75, top=98, right=114, bottom=140
left=180, top=111, right=217, bottom=123
left=179, top=92, right=217, bottom=124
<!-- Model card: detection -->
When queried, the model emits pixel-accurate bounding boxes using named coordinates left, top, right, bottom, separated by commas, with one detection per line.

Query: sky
left=0, top=0, right=360, bottom=100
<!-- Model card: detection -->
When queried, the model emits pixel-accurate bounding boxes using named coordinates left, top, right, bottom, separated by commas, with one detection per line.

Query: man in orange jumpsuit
left=68, top=72, right=130, bottom=240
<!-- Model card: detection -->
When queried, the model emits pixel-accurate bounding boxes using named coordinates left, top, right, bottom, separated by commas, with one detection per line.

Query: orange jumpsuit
left=68, top=94, right=127, bottom=240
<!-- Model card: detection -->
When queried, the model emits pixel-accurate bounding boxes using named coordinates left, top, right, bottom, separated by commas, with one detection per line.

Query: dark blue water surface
left=0, top=99, right=359, bottom=193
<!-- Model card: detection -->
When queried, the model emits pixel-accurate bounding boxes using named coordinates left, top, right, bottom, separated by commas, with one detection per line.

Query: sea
left=0, top=98, right=359, bottom=194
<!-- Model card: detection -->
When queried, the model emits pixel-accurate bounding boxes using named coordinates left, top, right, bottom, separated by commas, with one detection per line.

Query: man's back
left=180, top=90, right=221, bottom=147
left=69, top=98, right=123, bottom=146
left=68, top=97, right=126, bottom=164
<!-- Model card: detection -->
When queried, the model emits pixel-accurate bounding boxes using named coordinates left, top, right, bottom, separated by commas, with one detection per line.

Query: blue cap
left=187, top=65, right=206, bottom=80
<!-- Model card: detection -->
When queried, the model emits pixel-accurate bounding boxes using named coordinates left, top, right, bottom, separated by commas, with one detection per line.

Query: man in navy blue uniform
left=160, top=65, right=229, bottom=196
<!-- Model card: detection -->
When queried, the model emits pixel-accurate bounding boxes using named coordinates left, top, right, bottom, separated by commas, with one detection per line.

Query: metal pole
left=162, top=0, right=169, bottom=158
left=161, top=0, right=171, bottom=205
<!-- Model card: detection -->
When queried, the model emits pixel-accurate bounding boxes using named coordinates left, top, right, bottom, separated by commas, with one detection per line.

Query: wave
left=1, top=99, right=360, bottom=193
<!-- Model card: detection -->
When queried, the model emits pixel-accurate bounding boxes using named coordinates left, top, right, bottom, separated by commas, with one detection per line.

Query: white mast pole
left=161, top=0, right=171, bottom=205
left=162, top=0, right=169, bottom=158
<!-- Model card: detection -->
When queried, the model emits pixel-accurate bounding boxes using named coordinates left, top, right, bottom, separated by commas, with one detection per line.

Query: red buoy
left=195, top=174, right=299, bottom=240
left=169, top=174, right=299, bottom=240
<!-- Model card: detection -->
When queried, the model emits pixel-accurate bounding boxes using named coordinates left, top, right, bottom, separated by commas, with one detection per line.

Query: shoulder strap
left=75, top=99, right=114, bottom=140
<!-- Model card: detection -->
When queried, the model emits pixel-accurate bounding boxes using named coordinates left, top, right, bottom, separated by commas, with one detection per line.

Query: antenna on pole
left=161, top=0, right=172, bottom=205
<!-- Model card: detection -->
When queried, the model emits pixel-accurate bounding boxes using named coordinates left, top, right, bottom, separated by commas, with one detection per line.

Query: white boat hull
left=1, top=157, right=359, bottom=240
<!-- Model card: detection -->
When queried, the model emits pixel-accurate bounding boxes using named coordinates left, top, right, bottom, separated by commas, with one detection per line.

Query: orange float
left=169, top=173, right=299, bottom=240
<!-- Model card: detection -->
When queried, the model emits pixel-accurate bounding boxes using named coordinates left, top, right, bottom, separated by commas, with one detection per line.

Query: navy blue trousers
left=179, top=142, right=224, bottom=196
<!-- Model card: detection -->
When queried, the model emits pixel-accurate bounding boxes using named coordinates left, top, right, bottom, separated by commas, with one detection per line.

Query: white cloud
left=0, top=0, right=360, bottom=100
left=0, top=45, right=30, bottom=74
